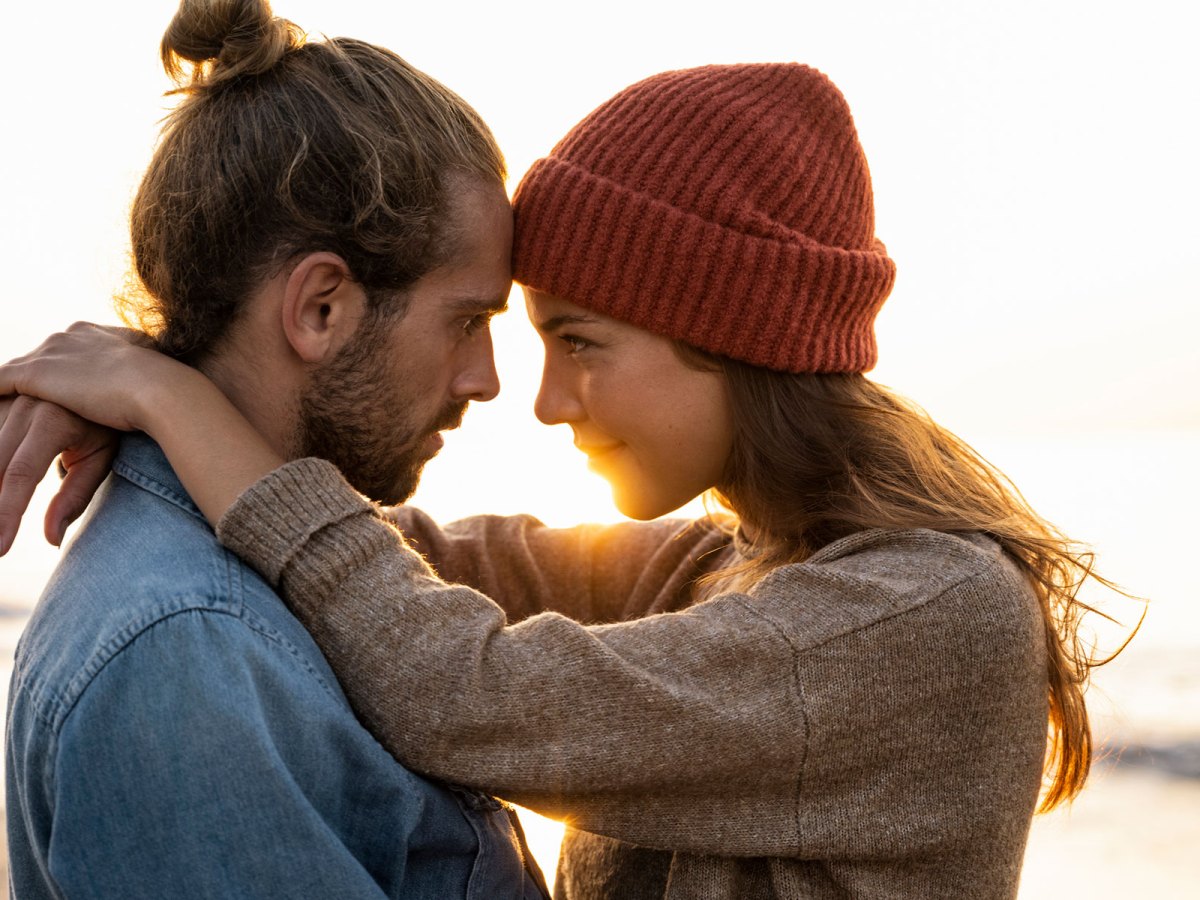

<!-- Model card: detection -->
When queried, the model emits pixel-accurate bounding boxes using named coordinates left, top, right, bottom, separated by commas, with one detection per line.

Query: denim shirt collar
left=111, top=433, right=205, bottom=523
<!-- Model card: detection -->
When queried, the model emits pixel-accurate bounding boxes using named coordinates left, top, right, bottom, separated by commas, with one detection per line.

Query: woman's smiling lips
left=574, top=440, right=623, bottom=462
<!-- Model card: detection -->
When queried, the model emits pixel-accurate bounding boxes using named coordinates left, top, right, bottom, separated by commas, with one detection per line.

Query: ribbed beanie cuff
left=513, top=64, right=896, bottom=374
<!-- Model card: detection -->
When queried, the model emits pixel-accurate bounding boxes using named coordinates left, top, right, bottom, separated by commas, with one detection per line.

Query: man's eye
left=462, top=314, right=489, bottom=335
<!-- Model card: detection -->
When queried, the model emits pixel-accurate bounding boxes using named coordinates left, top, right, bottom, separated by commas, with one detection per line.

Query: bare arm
left=0, top=324, right=282, bottom=535
left=0, top=323, right=732, bottom=624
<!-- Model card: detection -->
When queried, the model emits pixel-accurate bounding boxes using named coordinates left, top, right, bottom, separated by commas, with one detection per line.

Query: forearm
left=136, top=367, right=284, bottom=525
left=385, top=507, right=728, bottom=624
left=219, top=460, right=804, bottom=853
left=0, top=324, right=283, bottom=529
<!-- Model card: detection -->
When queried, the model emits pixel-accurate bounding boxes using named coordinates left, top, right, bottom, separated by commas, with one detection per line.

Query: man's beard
left=295, top=320, right=464, bottom=505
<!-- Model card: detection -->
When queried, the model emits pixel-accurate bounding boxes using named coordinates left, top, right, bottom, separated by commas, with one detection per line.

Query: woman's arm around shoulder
left=385, top=504, right=730, bottom=623
left=219, top=458, right=802, bottom=855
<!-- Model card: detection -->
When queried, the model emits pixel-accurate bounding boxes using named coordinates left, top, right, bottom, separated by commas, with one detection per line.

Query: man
left=1, top=4, right=545, bottom=897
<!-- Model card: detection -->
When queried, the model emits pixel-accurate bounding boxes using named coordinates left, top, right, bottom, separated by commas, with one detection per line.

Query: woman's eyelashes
left=558, top=332, right=598, bottom=355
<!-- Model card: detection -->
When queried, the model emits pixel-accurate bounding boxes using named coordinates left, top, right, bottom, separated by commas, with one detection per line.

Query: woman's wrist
left=132, top=361, right=213, bottom=438
left=141, top=367, right=287, bottom=526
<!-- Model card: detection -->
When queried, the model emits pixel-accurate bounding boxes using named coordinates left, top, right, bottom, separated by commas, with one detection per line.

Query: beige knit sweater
left=217, top=459, right=1049, bottom=900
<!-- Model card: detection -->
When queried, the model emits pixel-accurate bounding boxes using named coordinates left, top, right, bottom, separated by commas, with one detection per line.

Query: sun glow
left=515, top=808, right=564, bottom=892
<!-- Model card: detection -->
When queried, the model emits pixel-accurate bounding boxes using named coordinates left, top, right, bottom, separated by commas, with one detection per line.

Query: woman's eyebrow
left=534, top=313, right=598, bottom=333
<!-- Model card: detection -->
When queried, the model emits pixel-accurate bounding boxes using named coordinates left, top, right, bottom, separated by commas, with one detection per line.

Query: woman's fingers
left=0, top=336, right=68, bottom=402
left=0, top=323, right=158, bottom=552
left=0, top=397, right=47, bottom=554
left=0, top=354, right=31, bottom=399
left=92, top=323, right=157, bottom=348
left=45, top=440, right=118, bottom=546
left=0, top=398, right=118, bottom=555
left=0, top=324, right=164, bottom=431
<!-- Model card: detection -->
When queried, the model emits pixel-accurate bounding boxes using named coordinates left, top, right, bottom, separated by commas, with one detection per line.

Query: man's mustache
left=431, top=403, right=469, bottom=434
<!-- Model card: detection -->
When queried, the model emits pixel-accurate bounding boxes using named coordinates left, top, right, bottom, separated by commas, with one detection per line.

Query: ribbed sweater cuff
left=216, top=457, right=373, bottom=589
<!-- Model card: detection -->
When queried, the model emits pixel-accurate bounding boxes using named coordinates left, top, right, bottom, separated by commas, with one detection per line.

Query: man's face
left=296, top=179, right=513, bottom=504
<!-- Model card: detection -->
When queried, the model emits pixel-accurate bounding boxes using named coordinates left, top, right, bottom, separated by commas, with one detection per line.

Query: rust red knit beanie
left=512, top=64, right=896, bottom=373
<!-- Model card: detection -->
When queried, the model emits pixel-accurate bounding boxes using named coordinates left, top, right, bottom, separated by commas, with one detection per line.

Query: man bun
left=126, top=0, right=505, bottom=365
left=161, top=0, right=303, bottom=89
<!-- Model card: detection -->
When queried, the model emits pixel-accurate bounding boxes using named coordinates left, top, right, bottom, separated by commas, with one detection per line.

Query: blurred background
left=2, top=0, right=1196, bottom=894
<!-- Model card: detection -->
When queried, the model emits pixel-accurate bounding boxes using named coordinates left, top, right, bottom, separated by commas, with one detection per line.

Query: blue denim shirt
left=6, top=435, right=547, bottom=899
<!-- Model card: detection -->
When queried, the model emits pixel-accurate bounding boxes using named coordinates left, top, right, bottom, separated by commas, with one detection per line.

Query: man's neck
left=198, top=350, right=298, bottom=462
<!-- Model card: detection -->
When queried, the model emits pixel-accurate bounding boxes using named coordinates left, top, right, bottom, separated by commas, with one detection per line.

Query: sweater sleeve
left=217, top=459, right=807, bottom=855
left=218, top=459, right=1049, bottom=863
left=380, top=506, right=731, bottom=624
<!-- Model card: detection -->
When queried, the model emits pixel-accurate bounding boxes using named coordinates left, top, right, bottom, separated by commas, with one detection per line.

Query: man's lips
left=423, top=405, right=467, bottom=453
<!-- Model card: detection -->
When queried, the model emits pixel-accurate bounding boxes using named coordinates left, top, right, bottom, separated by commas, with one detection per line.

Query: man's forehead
left=446, top=178, right=513, bottom=237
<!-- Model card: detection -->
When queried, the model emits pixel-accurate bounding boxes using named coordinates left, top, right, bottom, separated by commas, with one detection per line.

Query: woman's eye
left=559, top=333, right=591, bottom=354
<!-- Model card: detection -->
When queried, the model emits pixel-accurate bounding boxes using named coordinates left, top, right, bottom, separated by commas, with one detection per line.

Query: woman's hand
left=0, top=323, right=180, bottom=432
left=1, top=321, right=286, bottom=531
left=0, top=397, right=118, bottom=555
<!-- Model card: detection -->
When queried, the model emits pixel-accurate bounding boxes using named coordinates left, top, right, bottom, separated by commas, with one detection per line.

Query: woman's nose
left=533, top=356, right=582, bottom=425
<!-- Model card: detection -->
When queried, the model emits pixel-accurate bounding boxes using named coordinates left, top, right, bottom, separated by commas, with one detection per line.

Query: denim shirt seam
left=112, top=457, right=205, bottom=522
left=23, top=600, right=238, bottom=735
left=107, top=465, right=338, bottom=702
left=27, top=597, right=342, bottom=737
left=237, top=605, right=343, bottom=704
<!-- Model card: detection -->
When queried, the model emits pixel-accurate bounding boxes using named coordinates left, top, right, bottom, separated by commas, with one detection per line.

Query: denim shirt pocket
left=448, top=786, right=551, bottom=900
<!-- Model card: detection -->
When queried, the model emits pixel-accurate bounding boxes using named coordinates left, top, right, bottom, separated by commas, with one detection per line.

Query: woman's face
left=526, top=289, right=734, bottom=520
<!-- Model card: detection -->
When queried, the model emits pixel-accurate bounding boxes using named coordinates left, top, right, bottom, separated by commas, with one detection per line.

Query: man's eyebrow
left=534, top=313, right=598, bottom=333
left=448, top=293, right=510, bottom=315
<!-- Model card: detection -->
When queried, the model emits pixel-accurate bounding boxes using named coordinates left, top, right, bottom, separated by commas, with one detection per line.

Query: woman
left=0, top=53, right=1123, bottom=900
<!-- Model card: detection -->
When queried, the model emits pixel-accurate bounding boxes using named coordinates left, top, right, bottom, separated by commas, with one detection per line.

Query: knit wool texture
left=512, top=63, right=897, bottom=373
left=217, top=459, right=1049, bottom=899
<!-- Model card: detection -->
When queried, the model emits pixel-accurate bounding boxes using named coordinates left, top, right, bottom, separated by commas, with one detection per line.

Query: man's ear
left=280, top=252, right=367, bottom=364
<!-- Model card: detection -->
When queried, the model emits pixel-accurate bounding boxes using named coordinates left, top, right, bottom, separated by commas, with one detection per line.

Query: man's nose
left=452, top=329, right=500, bottom=403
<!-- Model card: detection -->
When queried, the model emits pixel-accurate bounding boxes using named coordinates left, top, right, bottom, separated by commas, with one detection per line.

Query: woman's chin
left=610, top=486, right=693, bottom=522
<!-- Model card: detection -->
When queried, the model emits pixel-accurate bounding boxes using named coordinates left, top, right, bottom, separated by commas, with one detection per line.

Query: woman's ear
left=280, top=252, right=367, bottom=364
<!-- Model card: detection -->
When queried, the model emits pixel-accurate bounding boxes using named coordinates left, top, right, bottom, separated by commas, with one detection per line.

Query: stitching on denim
left=112, top=459, right=204, bottom=521
left=38, top=603, right=342, bottom=735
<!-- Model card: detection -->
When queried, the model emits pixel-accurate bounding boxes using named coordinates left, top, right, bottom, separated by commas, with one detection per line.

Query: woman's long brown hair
left=696, top=359, right=1139, bottom=812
